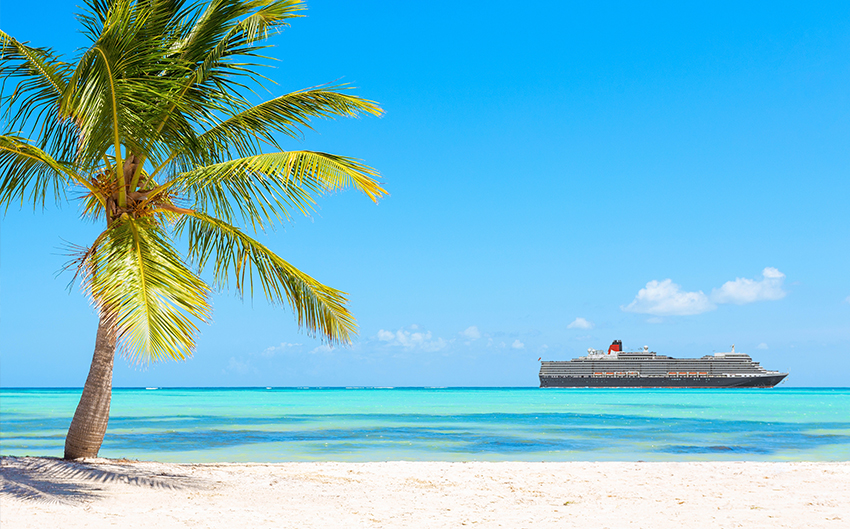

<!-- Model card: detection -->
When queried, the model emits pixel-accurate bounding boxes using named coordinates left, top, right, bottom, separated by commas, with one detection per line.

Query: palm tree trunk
left=64, top=312, right=117, bottom=459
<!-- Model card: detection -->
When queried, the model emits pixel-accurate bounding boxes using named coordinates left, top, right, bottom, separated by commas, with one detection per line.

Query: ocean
left=1, top=387, right=848, bottom=462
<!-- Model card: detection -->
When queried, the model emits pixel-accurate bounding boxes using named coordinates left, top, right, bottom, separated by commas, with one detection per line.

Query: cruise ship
left=539, top=340, right=787, bottom=388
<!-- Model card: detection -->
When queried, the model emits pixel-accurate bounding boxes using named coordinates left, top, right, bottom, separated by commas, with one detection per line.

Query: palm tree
left=0, top=0, right=385, bottom=459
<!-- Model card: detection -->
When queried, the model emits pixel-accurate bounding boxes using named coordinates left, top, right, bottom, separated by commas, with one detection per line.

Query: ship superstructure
left=539, top=341, right=787, bottom=388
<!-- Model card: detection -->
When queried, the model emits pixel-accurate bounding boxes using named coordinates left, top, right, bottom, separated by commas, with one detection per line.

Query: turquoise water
left=1, top=388, right=848, bottom=462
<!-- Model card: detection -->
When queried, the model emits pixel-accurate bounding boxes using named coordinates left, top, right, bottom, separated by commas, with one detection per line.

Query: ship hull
left=539, top=374, right=787, bottom=388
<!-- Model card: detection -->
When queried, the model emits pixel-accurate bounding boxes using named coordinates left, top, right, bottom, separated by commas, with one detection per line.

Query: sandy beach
left=1, top=457, right=847, bottom=528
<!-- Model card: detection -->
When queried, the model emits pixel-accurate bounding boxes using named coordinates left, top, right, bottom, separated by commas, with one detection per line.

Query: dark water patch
left=85, top=423, right=850, bottom=457
left=615, top=403, right=712, bottom=410
left=663, top=445, right=772, bottom=454
left=6, top=412, right=850, bottom=453
left=0, top=418, right=73, bottom=434
left=102, top=426, right=490, bottom=450
left=451, top=437, right=598, bottom=454
left=657, top=432, right=850, bottom=455
left=5, top=411, right=850, bottom=434
left=106, top=411, right=850, bottom=436
left=96, top=425, right=599, bottom=454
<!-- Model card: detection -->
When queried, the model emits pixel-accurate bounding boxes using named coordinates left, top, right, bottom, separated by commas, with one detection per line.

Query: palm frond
left=142, top=0, right=305, bottom=148
left=178, top=0, right=304, bottom=68
left=81, top=215, right=211, bottom=362
left=0, top=135, right=100, bottom=209
left=190, top=87, right=383, bottom=160
left=166, top=150, right=385, bottom=229
left=174, top=209, right=355, bottom=344
left=63, top=1, right=200, bottom=171
left=0, top=30, right=76, bottom=158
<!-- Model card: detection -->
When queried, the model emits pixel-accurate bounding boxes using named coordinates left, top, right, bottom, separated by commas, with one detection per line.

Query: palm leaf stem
left=93, top=45, right=124, bottom=207
left=127, top=216, right=152, bottom=333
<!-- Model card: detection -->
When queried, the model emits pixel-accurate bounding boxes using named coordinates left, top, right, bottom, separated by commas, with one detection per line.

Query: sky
left=2, top=1, right=850, bottom=387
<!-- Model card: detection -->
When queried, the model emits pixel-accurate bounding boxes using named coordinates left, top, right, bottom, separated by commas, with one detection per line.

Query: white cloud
left=711, top=267, right=786, bottom=305
left=511, top=339, right=525, bottom=349
left=260, top=342, right=302, bottom=358
left=377, top=329, right=395, bottom=341
left=756, top=343, right=769, bottom=350
left=461, top=326, right=481, bottom=340
left=622, top=279, right=715, bottom=316
left=375, top=327, right=449, bottom=352
left=309, top=344, right=334, bottom=354
left=567, top=317, right=594, bottom=330
left=624, top=267, right=788, bottom=317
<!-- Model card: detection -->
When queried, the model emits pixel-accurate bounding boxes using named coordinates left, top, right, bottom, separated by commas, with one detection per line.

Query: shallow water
left=2, top=387, right=848, bottom=462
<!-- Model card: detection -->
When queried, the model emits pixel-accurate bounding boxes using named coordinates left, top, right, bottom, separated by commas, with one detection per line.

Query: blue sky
left=2, top=1, right=850, bottom=387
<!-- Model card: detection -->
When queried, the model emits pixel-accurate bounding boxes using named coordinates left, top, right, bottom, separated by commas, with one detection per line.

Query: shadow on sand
left=0, top=456, right=203, bottom=505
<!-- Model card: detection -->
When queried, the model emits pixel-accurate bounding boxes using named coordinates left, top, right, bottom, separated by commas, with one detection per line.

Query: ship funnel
left=608, top=340, right=622, bottom=354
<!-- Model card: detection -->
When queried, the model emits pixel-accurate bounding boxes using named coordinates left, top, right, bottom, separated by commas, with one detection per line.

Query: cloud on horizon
left=622, top=279, right=715, bottom=316
left=461, top=326, right=481, bottom=340
left=710, top=267, right=786, bottom=305
left=567, top=317, right=594, bottom=330
left=260, top=342, right=303, bottom=358
left=376, top=327, right=449, bottom=352
left=623, top=267, right=787, bottom=316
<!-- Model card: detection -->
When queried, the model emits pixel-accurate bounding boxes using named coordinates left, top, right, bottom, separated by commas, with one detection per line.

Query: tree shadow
left=0, top=456, right=203, bottom=505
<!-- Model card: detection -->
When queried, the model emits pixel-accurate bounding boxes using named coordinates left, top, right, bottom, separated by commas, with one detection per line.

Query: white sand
left=1, top=457, right=847, bottom=528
